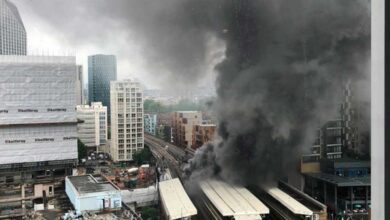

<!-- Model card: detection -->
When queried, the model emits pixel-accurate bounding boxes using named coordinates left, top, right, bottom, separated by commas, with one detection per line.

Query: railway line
left=144, top=134, right=193, bottom=159
left=144, top=136, right=182, bottom=178
left=144, top=134, right=323, bottom=220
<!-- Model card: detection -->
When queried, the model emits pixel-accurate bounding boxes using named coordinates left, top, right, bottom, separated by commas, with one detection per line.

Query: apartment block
left=341, top=80, right=370, bottom=157
left=192, top=124, right=216, bottom=149
left=76, top=102, right=107, bottom=152
left=110, top=80, right=144, bottom=162
left=144, top=114, right=157, bottom=135
left=172, top=111, right=202, bottom=149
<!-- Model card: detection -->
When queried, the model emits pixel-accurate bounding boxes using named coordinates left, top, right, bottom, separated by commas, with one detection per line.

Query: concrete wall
left=65, top=177, right=122, bottom=213
left=65, top=177, right=77, bottom=209
left=78, top=194, right=121, bottom=212
left=34, top=184, right=54, bottom=198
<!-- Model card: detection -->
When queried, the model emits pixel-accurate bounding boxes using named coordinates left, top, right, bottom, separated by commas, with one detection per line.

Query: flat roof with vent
left=67, top=175, right=118, bottom=194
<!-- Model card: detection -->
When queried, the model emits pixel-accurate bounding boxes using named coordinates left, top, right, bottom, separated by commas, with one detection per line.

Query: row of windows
left=326, top=146, right=342, bottom=153
left=326, top=129, right=342, bottom=136
left=117, top=128, right=143, bottom=133
left=327, top=154, right=342, bottom=159
left=118, top=119, right=143, bottom=123
left=117, top=136, right=143, bottom=143
left=117, top=113, right=143, bottom=118
left=118, top=143, right=143, bottom=147
left=117, top=124, right=143, bottom=129
left=117, top=92, right=142, bottom=97
left=117, top=98, right=143, bottom=103
left=118, top=145, right=143, bottom=151
left=118, top=132, right=143, bottom=137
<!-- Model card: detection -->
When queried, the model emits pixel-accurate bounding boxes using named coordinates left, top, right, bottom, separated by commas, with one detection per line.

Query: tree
left=77, top=139, right=87, bottom=160
left=133, top=147, right=152, bottom=165
left=140, top=207, right=158, bottom=220
left=144, top=99, right=165, bottom=112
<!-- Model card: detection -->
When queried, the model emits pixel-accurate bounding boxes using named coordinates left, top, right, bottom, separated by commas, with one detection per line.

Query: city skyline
left=0, top=0, right=380, bottom=219
left=12, top=0, right=220, bottom=91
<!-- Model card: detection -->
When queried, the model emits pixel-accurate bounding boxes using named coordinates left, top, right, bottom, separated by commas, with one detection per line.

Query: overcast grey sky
left=14, top=0, right=225, bottom=90
left=13, top=0, right=371, bottom=187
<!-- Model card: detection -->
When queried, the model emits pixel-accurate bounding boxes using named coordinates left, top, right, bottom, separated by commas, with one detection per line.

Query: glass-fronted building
left=88, top=54, right=117, bottom=120
left=0, top=0, right=27, bottom=55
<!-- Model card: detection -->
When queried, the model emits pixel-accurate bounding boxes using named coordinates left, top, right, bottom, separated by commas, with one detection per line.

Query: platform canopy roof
left=159, top=178, right=197, bottom=220
left=267, top=187, right=313, bottom=216
left=199, top=179, right=269, bottom=217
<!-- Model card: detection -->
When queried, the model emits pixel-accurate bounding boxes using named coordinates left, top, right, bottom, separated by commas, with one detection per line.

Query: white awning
left=200, top=179, right=269, bottom=216
left=159, top=178, right=197, bottom=220
left=267, top=187, right=313, bottom=216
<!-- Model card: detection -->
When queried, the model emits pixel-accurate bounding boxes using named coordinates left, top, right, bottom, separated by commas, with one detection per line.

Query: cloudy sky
left=14, top=0, right=225, bottom=90
left=13, top=0, right=371, bottom=186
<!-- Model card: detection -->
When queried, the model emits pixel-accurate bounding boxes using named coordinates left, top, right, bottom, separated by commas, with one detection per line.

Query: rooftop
left=304, top=172, right=371, bottom=187
left=197, top=124, right=216, bottom=127
left=121, top=185, right=158, bottom=207
left=234, top=214, right=262, bottom=220
left=0, top=55, right=75, bottom=64
left=325, top=158, right=370, bottom=168
left=176, top=111, right=200, bottom=113
left=159, top=178, right=197, bottom=220
left=266, top=187, right=313, bottom=216
left=67, top=175, right=118, bottom=194
left=199, top=179, right=269, bottom=217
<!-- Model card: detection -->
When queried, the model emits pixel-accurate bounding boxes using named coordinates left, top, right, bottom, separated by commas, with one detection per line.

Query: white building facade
left=65, top=175, right=122, bottom=214
left=76, top=102, right=107, bottom=151
left=0, top=55, right=78, bottom=166
left=110, top=80, right=144, bottom=162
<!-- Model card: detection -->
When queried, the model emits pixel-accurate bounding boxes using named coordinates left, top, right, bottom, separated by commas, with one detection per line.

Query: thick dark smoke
left=22, top=0, right=370, bottom=186
left=181, top=0, right=370, bottom=186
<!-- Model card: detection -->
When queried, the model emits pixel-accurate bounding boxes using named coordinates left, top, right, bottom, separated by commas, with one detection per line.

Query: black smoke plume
left=23, top=0, right=370, bottom=186
left=182, top=0, right=370, bottom=186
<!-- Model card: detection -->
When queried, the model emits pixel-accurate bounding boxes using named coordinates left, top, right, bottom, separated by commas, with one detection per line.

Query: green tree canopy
left=140, top=207, right=158, bottom=220
left=77, top=139, right=87, bottom=160
left=133, top=147, right=152, bottom=165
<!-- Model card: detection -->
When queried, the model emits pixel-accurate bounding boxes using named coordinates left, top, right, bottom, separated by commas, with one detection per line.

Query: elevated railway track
left=144, top=134, right=326, bottom=220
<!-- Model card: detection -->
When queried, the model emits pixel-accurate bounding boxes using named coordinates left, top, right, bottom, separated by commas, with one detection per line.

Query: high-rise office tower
left=0, top=56, right=78, bottom=211
left=110, top=80, right=144, bottom=162
left=0, top=0, right=27, bottom=55
left=88, top=55, right=117, bottom=119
